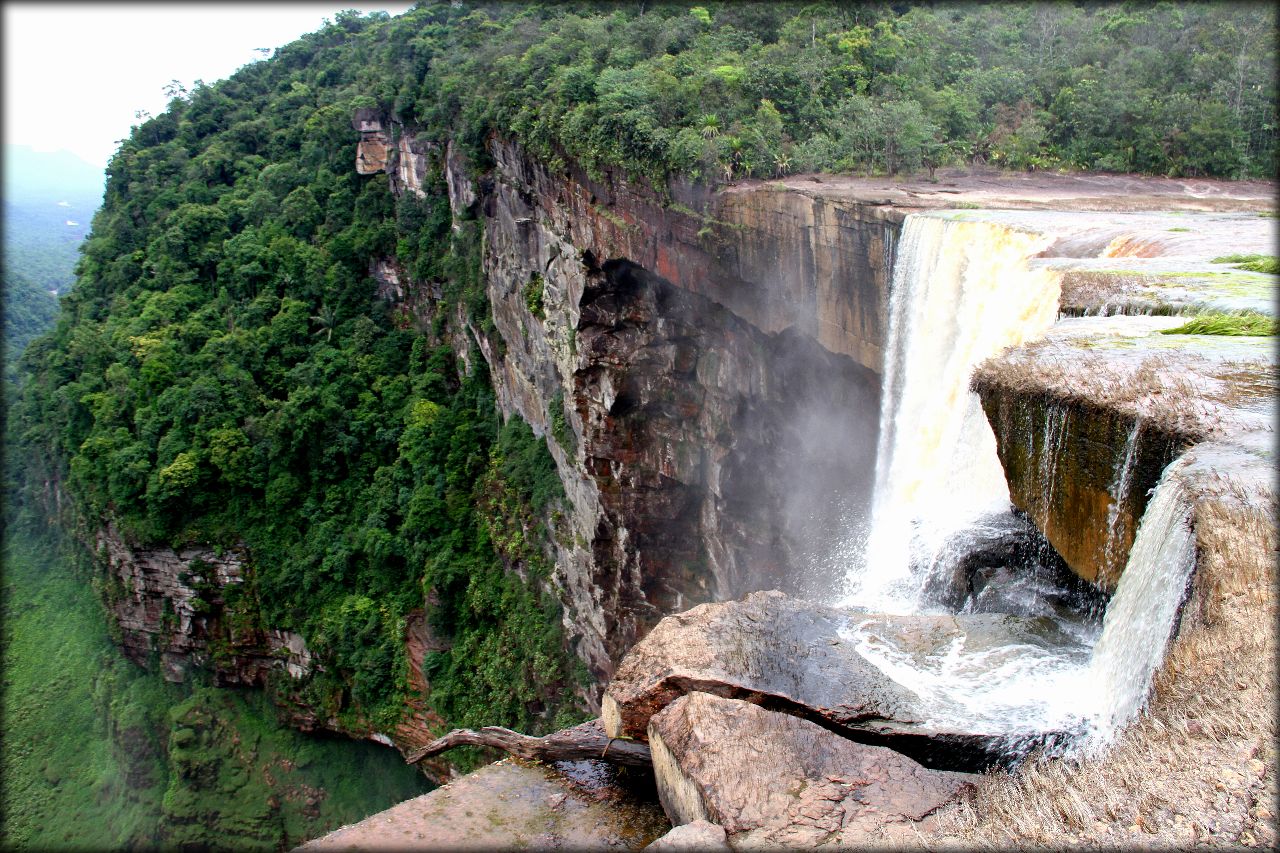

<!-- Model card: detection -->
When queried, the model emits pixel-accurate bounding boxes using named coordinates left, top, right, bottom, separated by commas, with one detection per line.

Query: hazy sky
left=3, top=2, right=416, bottom=170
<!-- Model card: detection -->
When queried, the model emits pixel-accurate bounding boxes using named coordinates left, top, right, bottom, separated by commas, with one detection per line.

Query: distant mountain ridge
left=3, top=145, right=104, bottom=369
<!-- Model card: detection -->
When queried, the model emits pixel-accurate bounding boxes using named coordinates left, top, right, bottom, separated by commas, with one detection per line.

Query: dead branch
left=404, top=718, right=652, bottom=768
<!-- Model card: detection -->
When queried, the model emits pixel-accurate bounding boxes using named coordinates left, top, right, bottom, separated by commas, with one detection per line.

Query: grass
left=934, top=491, right=1277, bottom=848
left=1210, top=254, right=1279, bottom=275
left=1160, top=312, right=1277, bottom=337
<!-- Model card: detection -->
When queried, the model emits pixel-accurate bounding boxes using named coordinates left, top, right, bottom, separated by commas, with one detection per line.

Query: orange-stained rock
left=356, top=135, right=389, bottom=174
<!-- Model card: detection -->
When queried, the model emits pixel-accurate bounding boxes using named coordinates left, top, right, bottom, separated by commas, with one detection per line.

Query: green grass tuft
left=1209, top=254, right=1279, bottom=274
left=1160, top=311, right=1278, bottom=337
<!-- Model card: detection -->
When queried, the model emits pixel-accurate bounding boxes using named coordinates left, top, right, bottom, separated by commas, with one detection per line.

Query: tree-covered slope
left=0, top=518, right=431, bottom=850
left=8, top=0, right=1274, bottom=745
left=9, top=6, right=583, bottom=740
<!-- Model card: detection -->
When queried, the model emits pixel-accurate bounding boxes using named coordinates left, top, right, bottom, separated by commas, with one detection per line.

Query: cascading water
left=1083, top=456, right=1197, bottom=746
left=839, top=453, right=1197, bottom=752
left=842, top=214, right=1062, bottom=612
left=831, top=211, right=1200, bottom=755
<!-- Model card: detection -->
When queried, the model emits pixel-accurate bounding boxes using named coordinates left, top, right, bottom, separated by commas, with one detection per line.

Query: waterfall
left=843, top=214, right=1061, bottom=611
left=1082, top=456, right=1197, bottom=747
left=838, top=456, right=1198, bottom=747
left=830, top=212, right=1200, bottom=754
left=1103, top=421, right=1142, bottom=571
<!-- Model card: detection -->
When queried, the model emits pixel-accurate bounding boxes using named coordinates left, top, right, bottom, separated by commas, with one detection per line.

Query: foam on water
left=829, top=212, right=1203, bottom=754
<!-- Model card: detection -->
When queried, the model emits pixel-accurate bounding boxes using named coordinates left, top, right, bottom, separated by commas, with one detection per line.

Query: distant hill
left=4, top=144, right=104, bottom=294
left=3, top=145, right=104, bottom=370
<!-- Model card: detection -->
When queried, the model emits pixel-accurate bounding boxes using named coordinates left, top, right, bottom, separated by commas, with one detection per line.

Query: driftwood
left=404, top=718, right=652, bottom=767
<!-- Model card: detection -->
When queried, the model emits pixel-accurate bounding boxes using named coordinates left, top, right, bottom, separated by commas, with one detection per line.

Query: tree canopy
left=7, top=0, right=1274, bottom=739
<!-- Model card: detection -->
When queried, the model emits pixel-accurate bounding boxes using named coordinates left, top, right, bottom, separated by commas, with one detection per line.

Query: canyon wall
left=430, top=136, right=896, bottom=682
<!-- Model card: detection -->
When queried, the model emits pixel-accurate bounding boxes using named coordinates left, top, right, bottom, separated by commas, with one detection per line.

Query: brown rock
left=648, top=692, right=974, bottom=847
left=293, top=757, right=669, bottom=851
left=356, top=136, right=389, bottom=174
left=644, top=819, right=730, bottom=851
left=602, top=590, right=1061, bottom=767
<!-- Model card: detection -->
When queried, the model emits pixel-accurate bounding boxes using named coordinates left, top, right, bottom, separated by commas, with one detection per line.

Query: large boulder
left=603, top=590, right=1075, bottom=769
left=648, top=692, right=975, bottom=848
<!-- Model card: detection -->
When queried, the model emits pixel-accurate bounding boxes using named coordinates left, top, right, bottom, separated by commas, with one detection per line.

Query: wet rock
left=648, top=692, right=974, bottom=848
left=444, top=134, right=888, bottom=685
left=643, top=819, right=730, bottom=851
left=293, top=757, right=669, bottom=851
left=922, top=510, right=1108, bottom=620
left=602, top=590, right=1069, bottom=769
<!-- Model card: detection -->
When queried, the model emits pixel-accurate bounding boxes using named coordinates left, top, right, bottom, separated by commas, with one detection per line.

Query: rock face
left=294, top=757, right=669, bottom=851
left=352, top=109, right=390, bottom=175
left=648, top=692, right=974, bottom=848
left=440, top=135, right=890, bottom=684
left=974, top=387, right=1186, bottom=591
left=972, top=328, right=1274, bottom=593
left=601, top=590, right=1067, bottom=768
left=97, top=523, right=452, bottom=776
left=97, top=523, right=311, bottom=686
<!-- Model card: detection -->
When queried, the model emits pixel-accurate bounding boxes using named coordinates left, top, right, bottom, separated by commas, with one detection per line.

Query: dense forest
left=7, top=0, right=1276, bottom=780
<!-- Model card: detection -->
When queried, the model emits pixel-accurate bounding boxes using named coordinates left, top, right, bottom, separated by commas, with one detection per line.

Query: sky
left=3, top=2, right=417, bottom=171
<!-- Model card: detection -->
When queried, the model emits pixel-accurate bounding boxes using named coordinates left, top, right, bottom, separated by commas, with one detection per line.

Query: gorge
left=6, top=5, right=1276, bottom=849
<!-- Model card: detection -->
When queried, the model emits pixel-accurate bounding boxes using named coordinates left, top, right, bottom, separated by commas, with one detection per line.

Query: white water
left=830, top=213, right=1200, bottom=751
left=839, top=458, right=1197, bottom=748
left=1083, top=457, right=1197, bottom=746
left=841, top=214, right=1061, bottom=612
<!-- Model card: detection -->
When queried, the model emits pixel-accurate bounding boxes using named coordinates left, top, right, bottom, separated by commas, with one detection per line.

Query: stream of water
left=833, top=213, right=1199, bottom=754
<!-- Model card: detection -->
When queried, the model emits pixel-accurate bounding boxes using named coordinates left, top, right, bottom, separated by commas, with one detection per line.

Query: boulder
left=648, top=692, right=974, bottom=848
left=643, top=819, right=731, bottom=851
left=603, top=590, right=1073, bottom=769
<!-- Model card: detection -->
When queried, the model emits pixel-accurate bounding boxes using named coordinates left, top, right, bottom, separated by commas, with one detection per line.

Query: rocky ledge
left=602, top=590, right=1074, bottom=770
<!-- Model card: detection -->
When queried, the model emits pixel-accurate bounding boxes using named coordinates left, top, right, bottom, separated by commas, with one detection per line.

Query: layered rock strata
left=441, top=136, right=890, bottom=683
left=97, top=523, right=310, bottom=685
left=973, top=324, right=1275, bottom=592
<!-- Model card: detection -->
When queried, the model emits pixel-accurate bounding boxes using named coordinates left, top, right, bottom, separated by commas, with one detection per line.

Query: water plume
left=842, top=214, right=1062, bottom=612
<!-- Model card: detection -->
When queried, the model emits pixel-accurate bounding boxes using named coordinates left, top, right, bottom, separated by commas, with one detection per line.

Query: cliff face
left=435, top=137, right=892, bottom=681
left=90, top=129, right=899, bottom=749
left=97, top=523, right=311, bottom=685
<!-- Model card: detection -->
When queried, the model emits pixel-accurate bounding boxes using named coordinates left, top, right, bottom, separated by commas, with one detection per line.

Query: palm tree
left=699, top=114, right=722, bottom=140
left=311, top=303, right=337, bottom=342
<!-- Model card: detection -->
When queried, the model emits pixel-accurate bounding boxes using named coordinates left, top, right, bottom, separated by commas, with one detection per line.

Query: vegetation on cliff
left=376, top=1, right=1273, bottom=184
left=7, top=5, right=582, bottom=748
left=0, top=519, right=430, bottom=850
left=7, top=0, right=1274, bottom=777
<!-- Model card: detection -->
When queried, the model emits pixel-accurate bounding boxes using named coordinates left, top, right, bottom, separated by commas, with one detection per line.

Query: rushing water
left=842, top=214, right=1061, bottom=613
left=1083, top=457, right=1197, bottom=745
left=831, top=212, right=1200, bottom=754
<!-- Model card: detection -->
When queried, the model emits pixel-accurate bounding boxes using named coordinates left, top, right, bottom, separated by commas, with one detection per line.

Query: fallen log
left=404, top=718, right=652, bottom=768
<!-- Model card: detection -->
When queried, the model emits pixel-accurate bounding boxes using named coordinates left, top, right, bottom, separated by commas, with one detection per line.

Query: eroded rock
left=648, top=692, right=974, bottom=848
left=644, top=819, right=730, bottom=851
left=293, top=757, right=669, bottom=851
left=603, top=590, right=1074, bottom=768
